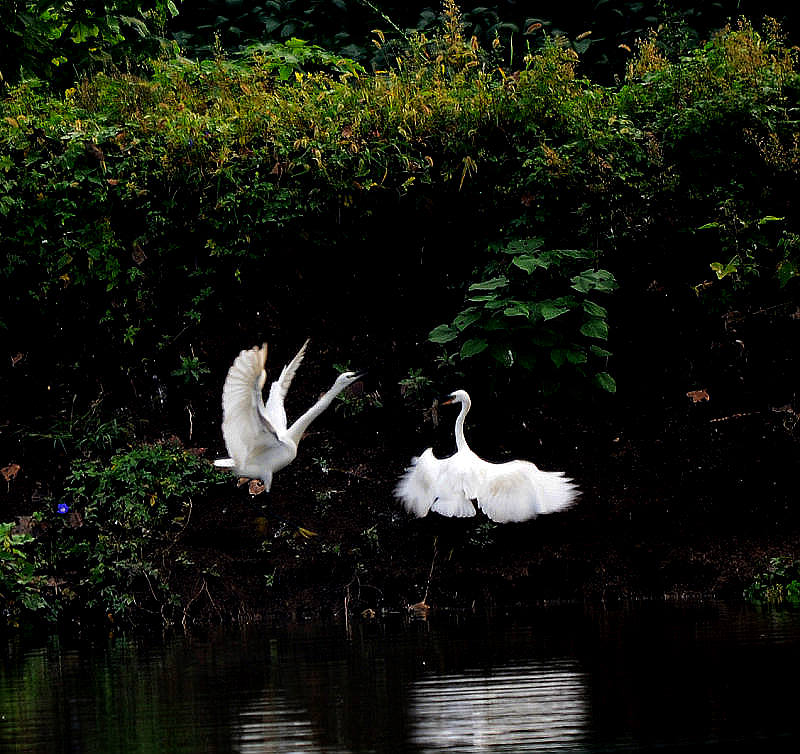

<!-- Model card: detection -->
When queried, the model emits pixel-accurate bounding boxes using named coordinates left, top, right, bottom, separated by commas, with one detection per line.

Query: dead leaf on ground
left=408, top=601, right=431, bottom=618
left=687, top=389, right=710, bottom=403
left=1, top=463, right=20, bottom=482
left=11, top=352, right=24, bottom=366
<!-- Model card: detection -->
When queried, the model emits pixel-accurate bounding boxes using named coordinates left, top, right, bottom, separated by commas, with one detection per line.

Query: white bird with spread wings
left=214, top=340, right=363, bottom=491
left=395, top=390, right=579, bottom=523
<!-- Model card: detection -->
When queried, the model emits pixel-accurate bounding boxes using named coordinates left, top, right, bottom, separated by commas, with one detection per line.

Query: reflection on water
left=237, top=692, right=347, bottom=754
left=409, top=660, right=588, bottom=751
left=1, top=602, right=800, bottom=753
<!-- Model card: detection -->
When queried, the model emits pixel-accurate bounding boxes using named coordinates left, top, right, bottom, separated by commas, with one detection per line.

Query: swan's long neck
left=454, top=396, right=471, bottom=452
left=286, top=378, right=348, bottom=444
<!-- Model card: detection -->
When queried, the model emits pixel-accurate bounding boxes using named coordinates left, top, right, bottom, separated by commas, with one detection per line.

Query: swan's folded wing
left=221, top=345, right=280, bottom=469
left=395, top=449, right=476, bottom=518
left=264, top=339, right=309, bottom=431
left=473, top=460, right=579, bottom=523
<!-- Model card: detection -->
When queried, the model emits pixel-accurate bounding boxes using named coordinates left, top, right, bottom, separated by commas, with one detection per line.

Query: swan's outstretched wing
left=264, top=339, right=308, bottom=431
left=472, top=459, right=579, bottom=523
left=395, top=449, right=477, bottom=519
left=221, top=344, right=280, bottom=470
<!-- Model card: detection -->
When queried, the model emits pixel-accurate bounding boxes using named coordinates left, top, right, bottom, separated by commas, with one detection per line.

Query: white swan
left=395, top=390, right=579, bottom=523
left=214, top=340, right=363, bottom=491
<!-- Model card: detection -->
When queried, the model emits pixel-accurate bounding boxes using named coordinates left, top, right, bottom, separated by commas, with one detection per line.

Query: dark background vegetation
left=2, top=1, right=800, bottom=630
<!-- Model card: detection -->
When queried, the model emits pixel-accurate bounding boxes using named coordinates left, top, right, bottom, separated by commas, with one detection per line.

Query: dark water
left=1, top=602, right=799, bottom=753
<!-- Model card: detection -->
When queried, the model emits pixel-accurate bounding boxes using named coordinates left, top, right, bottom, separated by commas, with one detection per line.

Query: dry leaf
left=1, top=463, right=20, bottom=482
left=687, top=389, right=710, bottom=403
left=10, top=352, right=24, bottom=366
left=132, top=242, right=146, bottom=265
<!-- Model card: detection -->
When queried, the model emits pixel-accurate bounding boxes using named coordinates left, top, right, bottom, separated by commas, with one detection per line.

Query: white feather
left=216, top=340, right=363, bottom=491
left=395, top=390, right=579, bottom=523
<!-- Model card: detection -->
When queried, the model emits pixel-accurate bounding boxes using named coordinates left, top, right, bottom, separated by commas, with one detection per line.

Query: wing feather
left=472, top=459, right=579, bottom=523
left=395, top=449, right=476, bottom=518
left=264, top=339, right=308, bottom=431
left=221, top=344, right=280, bottom=472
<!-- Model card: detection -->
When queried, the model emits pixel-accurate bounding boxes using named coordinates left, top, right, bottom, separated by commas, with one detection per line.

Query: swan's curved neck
left=454, top=397, right=471, bottom=452
left=286, top=378, right=349, bottom=444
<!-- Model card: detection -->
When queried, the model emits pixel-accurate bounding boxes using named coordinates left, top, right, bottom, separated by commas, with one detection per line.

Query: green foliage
left=1, top=10, right=798, bottom=416
left=171, top=353, right=211, bottom=384
left=399, top=367, right=435, bottom=406
left=0, top=521, right=46, bottom=621
left=430, top=238, right=618, bottom=392
left=243, top=38, right=366, bottom=81
left=0, top=0, right=179, bottom=88
left=3, top=443, right=226, bottom=626
left=745, top=557, right=800, bottom=605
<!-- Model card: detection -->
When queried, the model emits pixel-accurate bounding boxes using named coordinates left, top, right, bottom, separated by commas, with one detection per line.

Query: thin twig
left=422, top=536, right=438, bottom=605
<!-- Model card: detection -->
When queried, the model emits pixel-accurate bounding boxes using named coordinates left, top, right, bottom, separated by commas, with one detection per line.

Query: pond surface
left=1, top=601, right=799, bottom=753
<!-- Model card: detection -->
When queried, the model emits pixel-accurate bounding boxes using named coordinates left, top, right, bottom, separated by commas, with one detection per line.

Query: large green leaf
left=512, top=254, right=548, bottom=273
left=71, top=22, right=99, bottom=43
left=429, top=324, right=458, bottom=343
left=453, top=308, right=481, bottom=330
left=582, top=300, right=608, bottom=317
left=595, top=372, right=617, bottom=392
left=502, top=237, right=544, bottom=254
left=503, top=302, right=530, bottom=317
left=468, top=276, right=508, bottom=291
left=571, top=269, right=618, bottom=293
left=461, top=338, right=488, bottom=357
left=538, top=301, right=570, bottom=320
left=580, top=318, right=609, bottom=339
left=590, top=344, right=613, bottom=357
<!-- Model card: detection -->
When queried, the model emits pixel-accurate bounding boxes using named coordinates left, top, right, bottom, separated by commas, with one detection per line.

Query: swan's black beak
left=352, top=370, right=367, bottom=381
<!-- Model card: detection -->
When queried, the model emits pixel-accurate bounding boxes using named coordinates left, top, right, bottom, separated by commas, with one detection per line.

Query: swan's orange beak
left=441, top=396, right=455, bottom=406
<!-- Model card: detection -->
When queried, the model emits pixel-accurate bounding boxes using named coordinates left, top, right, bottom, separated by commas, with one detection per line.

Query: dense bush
left=2, top=7, right=800, bottom=625
left=2, top=442, right=226, bottom=626
left=0, top=0, right=179, bottom=88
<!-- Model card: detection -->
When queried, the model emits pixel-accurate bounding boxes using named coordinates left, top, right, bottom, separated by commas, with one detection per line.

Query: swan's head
left=442, top=389, right=470, bottom=407
left=334, top=370, right=366, bottom=388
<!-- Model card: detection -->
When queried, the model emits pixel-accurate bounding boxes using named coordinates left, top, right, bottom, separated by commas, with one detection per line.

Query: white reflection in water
left=235, top=693, right=346, bottom=754
left=409, top=659, right=588, bottom=752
